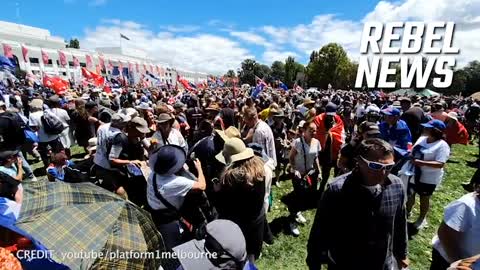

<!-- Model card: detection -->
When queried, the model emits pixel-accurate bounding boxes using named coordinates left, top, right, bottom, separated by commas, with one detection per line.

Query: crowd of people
left=0, top=79, right=479, bottom=270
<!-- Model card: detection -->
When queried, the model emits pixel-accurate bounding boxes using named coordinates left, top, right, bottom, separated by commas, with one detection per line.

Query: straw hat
left=156, top=113, right=175, bottom=124
left=215, top=126, right=241, bottom=141
left=215, top=138, right=254, bottom=165
left=29, top=99, right=44, bottom=110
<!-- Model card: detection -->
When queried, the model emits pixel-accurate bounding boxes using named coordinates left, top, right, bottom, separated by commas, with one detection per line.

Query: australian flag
left=251, top=75, right=267, bottom=98
left=279, top=81, right=288, bottom=91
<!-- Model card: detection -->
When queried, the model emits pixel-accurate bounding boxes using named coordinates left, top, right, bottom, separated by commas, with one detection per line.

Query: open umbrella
left=14, top=181, right=164, bottom=270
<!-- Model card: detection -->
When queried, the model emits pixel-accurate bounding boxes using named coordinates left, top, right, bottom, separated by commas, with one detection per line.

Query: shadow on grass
left=446, top=160, right=460, bottom=164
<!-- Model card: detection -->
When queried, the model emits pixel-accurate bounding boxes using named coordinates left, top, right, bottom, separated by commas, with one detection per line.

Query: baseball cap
left=421, top=119, right=446, bottom=130
left=381, top=107, right=401, bottom=116
left=172, top=219, right=247, bottom=270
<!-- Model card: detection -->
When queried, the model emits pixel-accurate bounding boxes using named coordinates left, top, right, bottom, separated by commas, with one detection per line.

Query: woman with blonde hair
left=215, top=138, right=266, bottom=262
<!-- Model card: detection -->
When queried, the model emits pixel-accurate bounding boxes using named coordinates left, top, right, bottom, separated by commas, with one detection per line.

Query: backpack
left=41, top=109, right=65, bottom=135
left=0, top=112, right=26, bottom=151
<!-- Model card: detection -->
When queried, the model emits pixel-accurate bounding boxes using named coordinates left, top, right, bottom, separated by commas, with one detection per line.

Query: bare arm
left=414, top=160, right=445, bottom=169
left=438, top=221, right=464, bottom=262
left=191, top=159, right=206, bottom=191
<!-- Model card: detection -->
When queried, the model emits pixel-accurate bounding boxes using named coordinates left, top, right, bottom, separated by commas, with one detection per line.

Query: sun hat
left=86, top=138, right=97, bottom=152
left=447, top=111, right=458, bottom=121
left=215, top=126, right=241, bottom=141
left=135, top=102, right=153, bottom=111
left=152, top=145, right=186, bottom=175
left=172, top=219, right=247, bottom=270
left=303, top=98, right=315, bottom=106
left=215, top=138, right=254, bottom=165
left=29, top=99, right=43, bottom=110
left=421, top=119, right=446, bottom=130
left=111, top=113, right=131, bottom=126
left=156, top=113, right=174, bottom=124
left=130, top=117, right=150, bottom=134
left=272, top=110, right=285, bottom=118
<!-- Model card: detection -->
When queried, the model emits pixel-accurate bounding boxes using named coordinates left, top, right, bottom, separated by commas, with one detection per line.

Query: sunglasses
left=360, top=156, right=395, bottom=171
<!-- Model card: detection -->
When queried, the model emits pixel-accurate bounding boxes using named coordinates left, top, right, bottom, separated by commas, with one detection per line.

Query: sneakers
left=295, top=212, right=307, bottom=224
left=289, top=222, right=300, bottom=237
left=414, top=219, right=428, bottom=230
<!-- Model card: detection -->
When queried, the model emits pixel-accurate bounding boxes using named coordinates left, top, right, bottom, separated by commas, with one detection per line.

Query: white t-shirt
left=292, top=137, right=321, bottom=175
left=147, top=173, right=194, bottom=210
left=414, top=136, right=450, bottom=185
left=93, top=123, right=122, bottom=170
left=28, top=110, right=59, bottom=143
left=433, top=193, right=480, bottom=262
left=50, top=108, right=70, bottom=128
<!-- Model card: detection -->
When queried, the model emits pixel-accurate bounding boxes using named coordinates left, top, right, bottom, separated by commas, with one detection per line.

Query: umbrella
left=14, top=181, right=165, bottom=270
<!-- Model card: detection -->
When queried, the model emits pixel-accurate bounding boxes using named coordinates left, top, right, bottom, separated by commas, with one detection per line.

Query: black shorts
left=410, top=182, right=437, bottom=196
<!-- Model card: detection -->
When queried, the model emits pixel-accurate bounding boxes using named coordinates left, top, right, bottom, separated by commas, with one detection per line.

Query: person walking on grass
left=307, top=139, right=409, bottom=270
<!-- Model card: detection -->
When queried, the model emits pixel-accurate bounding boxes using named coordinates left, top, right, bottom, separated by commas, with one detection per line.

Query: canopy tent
left=389, top=88, right=441, bottom=97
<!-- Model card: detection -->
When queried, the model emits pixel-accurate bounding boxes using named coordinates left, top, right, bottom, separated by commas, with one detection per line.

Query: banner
left=41, top=50, right=49, bottom=64
left=85, top=54, right=93, bottom=69
left=21, top=45, right=28, bottom=62
left=73, top=55, right=80, bottom=67
left=3, top=43, right=13, bottom=58
left=58, top=51, right=67, bottom=67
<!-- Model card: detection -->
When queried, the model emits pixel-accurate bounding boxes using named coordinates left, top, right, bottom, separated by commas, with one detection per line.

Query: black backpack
left=0, top=112, right=26, bottom=151
left=41, top=109, right=65, bottom=135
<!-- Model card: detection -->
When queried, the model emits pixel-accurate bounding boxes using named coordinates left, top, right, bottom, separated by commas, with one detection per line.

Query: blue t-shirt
left=379, top=119, right=412, bottom=150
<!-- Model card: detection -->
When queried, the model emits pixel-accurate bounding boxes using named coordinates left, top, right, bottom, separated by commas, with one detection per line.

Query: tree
left=306, top=43, right=353, bottom=89
left=225, top=69, right=236, bottom=78
left=271, top=61, right=285, bottom=82
left=257, top=64, right=272, bottom=82
left=66, top=38, right=80, bottom=49
left=238, top=59, right=258, bottom=85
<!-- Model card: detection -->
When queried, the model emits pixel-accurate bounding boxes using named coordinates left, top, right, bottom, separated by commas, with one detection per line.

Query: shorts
left=410, top=182, right=437, bottom=196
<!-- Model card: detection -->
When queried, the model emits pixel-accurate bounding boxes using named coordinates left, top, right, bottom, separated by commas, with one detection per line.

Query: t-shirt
left=433, top=193, right=480, bottom=262
left=252, top=121, right=277, bottom=167
left=0, top=165, right=18, bottom=178
left=292, top=137, right=321, bottom=175
left=147, top=173, right=194, bottom=210
left=28, top=110, right=59, bottom=143
left=50, top=108, right=70, bottom=128
left=93, top=123, right=123, bottom=170
left=355, top=104, right=365, bottom=118
left=413, top=136, right=450, bottom=185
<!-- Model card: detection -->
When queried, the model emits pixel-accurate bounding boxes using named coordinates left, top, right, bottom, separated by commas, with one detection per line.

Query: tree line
left=230, top=43, right=480, bottom=96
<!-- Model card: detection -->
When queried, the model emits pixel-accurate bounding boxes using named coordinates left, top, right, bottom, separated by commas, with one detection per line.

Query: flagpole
left=119, top=33, right=122, bottom=51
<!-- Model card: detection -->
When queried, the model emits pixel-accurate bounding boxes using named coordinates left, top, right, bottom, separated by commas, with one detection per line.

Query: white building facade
left=0, top=21, right=208, bottom=85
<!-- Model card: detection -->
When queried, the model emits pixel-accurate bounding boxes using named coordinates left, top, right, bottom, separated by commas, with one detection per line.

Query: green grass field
left=256, top=144, right=478, bottom=270
left=30, top=144, right=478, bottom=269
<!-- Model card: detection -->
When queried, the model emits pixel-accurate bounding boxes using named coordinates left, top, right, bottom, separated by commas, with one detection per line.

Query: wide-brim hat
left=303, top=98, right=315, bottom=106
left=135, top=102, right=153, bottom=111
left=272, top=110, right=286, bottom=118
left=156, top=113, right=174, bottom=124
left=86, top=137, right=97, bottom=152
left=29, top=99, right=44, bottom=109
left=152, top=145, right=186, bottom=175
left=205, top=103, right=221, bottom=112
left=215, top=126, right=241, bottom=141
left=215, top=138, right=254, bottom=165
left=131, top=117, right=151, bottom=134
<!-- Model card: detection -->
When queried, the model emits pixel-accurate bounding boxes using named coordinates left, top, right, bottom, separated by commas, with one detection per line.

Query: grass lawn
left=256, top=144, right=478, bottom=270
left=29, top=144, right=477, bottom=269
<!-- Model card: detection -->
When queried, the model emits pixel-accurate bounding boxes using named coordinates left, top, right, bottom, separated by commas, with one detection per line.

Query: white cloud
left=159, top=25, right=201, bottom=33
left=229, top=31, right=272, bottom=48
left=81, top=20, right=252, bottom=74
left=262, top=50, right=299, bottom=63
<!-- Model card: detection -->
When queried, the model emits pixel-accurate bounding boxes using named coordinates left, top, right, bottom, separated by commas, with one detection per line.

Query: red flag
left=177, top=75, right=193, bottom=91
left=21, top=45, right=28, bottom=62
left=3, top=44, right=13, bottom=58
left=98, top=55, right=105, bottom=69
left=85, top=55, right=93, bottom=68
left=58, top=51, right=67, bottom=67
left=103, top=85, right=111, bottom=94
left=41, top=50, right=49, bottom=64
left=73, top=55, right=80, bottom=67
left=43, top=75, right=69, bottom=95
left=135, top=62, right=139, bottom=73
left=81, top=67, right=104, bottom=86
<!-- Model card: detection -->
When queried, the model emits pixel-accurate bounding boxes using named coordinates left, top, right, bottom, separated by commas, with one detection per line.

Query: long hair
left=221, top=156, right=265, bottom=187
left=75, top=99, right=88, bottom=120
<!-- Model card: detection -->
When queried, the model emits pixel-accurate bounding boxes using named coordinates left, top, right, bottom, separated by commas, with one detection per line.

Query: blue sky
left=1, top=0, right=479, bottom=74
